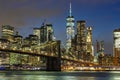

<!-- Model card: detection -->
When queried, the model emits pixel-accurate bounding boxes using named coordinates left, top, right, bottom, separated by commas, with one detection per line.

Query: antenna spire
left=42, top=19, right=46, bottom=26
left=69, top=2, right=72, bottom=16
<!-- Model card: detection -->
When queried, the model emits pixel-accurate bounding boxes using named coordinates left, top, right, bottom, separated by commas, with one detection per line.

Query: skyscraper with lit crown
left=66, top=2, right=75, bottom=52
left=86, top=27, right=94, bottom=56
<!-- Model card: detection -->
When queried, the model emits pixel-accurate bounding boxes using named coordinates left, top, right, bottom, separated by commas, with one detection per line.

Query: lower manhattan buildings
left=0, top=23, right=57, bottom=70
left=65, top=3, right=94, bottom=62
left=70, top=20, right=94, bottom=62
left=33, top=23, right=55, bottom=44
left=0, top=21, right=119, bottom=71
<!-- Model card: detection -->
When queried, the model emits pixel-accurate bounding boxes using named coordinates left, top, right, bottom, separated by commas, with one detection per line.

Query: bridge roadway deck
left=0, top=48, right=96, bottom=65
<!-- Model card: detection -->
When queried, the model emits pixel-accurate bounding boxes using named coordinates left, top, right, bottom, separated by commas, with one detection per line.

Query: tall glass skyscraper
left=66, top=2, right=75, bottom=52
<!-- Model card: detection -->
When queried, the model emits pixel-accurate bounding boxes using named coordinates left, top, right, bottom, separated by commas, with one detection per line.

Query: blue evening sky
left=0, top=0, right=120, bottom=54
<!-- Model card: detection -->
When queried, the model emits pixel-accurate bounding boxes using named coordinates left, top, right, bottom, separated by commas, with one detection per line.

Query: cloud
left=0, top=0, right=64, bottom=28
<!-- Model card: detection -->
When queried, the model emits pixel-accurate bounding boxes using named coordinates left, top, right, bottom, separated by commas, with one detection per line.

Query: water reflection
left=0, top=71, right=120, bottom=80
left=0, top=75, right=85, bottom=80
left=0, top=75, right=108, bottom=80
left=0, top=75, right=102, bottom=80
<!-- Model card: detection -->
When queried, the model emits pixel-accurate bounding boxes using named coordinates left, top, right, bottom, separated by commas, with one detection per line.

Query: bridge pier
left=46, top=57, right=61, bottom=71
left=46, top=40, right=61, bottom=71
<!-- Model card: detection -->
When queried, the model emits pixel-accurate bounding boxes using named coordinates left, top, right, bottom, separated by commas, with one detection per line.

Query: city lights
left=0, top=2, right=119, bottom=71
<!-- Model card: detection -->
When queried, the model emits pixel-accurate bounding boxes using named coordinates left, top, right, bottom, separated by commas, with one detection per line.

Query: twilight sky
left=0, top=0, right=120, bottom=54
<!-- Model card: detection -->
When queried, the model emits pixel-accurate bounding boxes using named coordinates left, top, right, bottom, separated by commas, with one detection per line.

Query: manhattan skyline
left=0, top=0, right=120, bottom=54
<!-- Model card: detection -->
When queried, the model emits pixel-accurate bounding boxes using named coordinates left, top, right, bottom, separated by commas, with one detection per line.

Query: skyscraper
left=34, top=23, right=55, bottom=44
left=113, top=29, right=120, bottom=58
left=2, top=25, right=14, bottom=42
left=113, top=29, right=120, bottom=66
left=33, top=28, right=40, bottom=44
left=66, top=2, right=75, bottom=52
left=76, top=20, right=86, bottom=59
left=40, top=24, right=55, bottom=43
left=86, top=27, right=93, bottom=56
left=46, top=24, right=55, bottom=42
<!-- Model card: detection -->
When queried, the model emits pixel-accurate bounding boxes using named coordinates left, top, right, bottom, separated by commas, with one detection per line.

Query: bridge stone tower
left=46, top=40, right=61, bottom=71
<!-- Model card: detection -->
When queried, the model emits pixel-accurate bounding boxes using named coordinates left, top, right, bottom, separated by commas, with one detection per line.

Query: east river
left=0, top=71, right=120, bottom=80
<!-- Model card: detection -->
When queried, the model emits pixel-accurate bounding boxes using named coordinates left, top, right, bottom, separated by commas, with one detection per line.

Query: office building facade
left=2, top=25, right=14, bottom=42
left=76, top=20, right=86, bottom=59
left=113, top=29, right=120, bottom=57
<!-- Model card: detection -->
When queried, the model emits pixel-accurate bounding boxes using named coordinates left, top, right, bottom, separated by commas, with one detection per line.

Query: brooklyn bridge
left=0, top=40, right=98, bottom=71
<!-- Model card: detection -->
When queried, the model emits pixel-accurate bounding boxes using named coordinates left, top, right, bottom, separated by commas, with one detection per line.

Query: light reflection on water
left=0, top=71, right=120, bottom=80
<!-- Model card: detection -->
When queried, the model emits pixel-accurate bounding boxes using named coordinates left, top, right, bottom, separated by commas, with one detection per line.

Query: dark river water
left=0, top=71, right=120, bottom=80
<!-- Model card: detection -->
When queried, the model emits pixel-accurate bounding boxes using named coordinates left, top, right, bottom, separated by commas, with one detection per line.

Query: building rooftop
left=114, top=29, right=120, bottom=32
